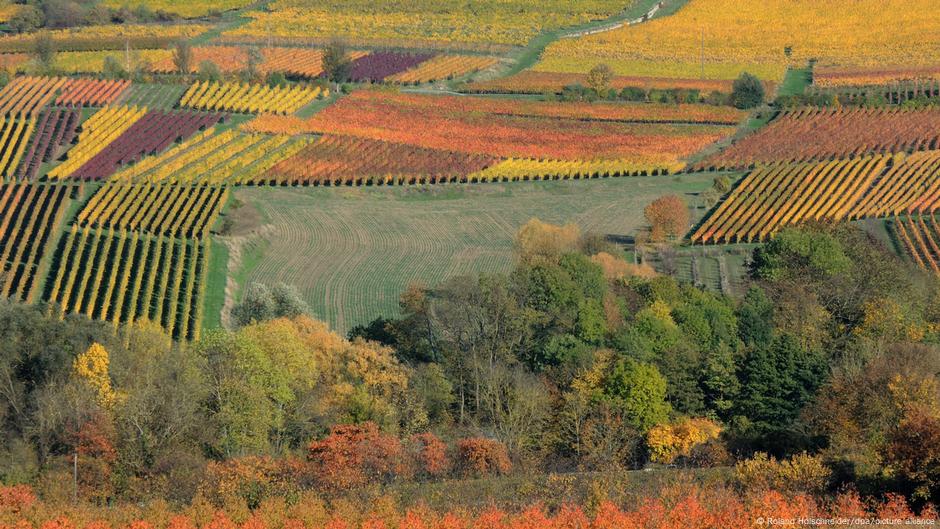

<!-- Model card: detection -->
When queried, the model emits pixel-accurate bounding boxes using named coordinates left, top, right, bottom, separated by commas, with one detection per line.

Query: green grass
left=116, top=83, right=188, bottom=109
left=777, top=66, right=813, bottom=97
left=295, top=91, right=341, bottom=118
left=202, top=236, right=229, bottom=331
left=226, top=174, right=718, bottom=332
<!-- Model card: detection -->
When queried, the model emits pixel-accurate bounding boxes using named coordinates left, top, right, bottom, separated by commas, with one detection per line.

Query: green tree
left=102, top=55, right=127, bottom=79
left=731, top=72, right=765, bottom=109
left=196, top=60, right=222, bottom=83
left=735, top=334, right=827, bottom=454
left=33, top=32, right=56, bottom=73
left=10, top=5, right=43, bottom=33
left=751, top=228, right=851, bottom=281
left=232, top=282, right=275, bottom=326
left=600, top=358, right=671, bottom=432
left=172, top=40, right=192, bottom=75
left=736, top=286, right=775, bottom=347
left=271, top=283, right=310, bottom=319
left=701, top=342, right=740, bottom=419
left=242, top=46, right=263, bottom=83
left=322, top=40, right=351, bottom=83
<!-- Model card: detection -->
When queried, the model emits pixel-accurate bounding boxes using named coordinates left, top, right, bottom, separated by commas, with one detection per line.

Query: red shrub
left=0, top=484, right=36, bottom=513
left=307, top=422, right=411, bottom=490
left=455, top=438, right=511, bottom=477
left=408, top=433, right=450, bottom=478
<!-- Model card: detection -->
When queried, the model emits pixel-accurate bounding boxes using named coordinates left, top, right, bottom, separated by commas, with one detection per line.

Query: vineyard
left=0, top=0, right=932, bottom=341
left=179, top=81, right=324, bottom=115
left=47, top=105, right=149, bottom=179
left=385, top=55, right=499, bottom=84
left=77, top=182, right=228, bottom=238
left=691, top=150, right=940, bottom=244
left=15, top=107, right=80, bottom=181
left=0, top=24, right=210, bottom=53
left=0, top=182, right=75, bottom=302
left=264, top=135, right=498, bottom=185
left=223, top=0, right=634, bottom=49
left=97, top=0, right=254, bottom=18
left=534, top=0, right=940, bottom=81
left=694, top=107, right=940, bottom=170
left=108, top=128, right=310, bottom=184
left=814, top=65, right=940, bottom=88
left=301, top=91, right=736, bottom=164
left=66, top=110, right=226, bottom=180
left=893, top=213, right=940, bottom=273
left=44, top=226, right=209, bottom=340
left=467, top=71, right=737, bottom=95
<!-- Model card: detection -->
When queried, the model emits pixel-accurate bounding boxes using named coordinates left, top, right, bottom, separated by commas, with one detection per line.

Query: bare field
left=227, top=175, right=718, bottom=332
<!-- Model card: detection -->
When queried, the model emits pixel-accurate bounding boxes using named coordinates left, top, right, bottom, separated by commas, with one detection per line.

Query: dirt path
left=560, top=1, right=665, bottom=39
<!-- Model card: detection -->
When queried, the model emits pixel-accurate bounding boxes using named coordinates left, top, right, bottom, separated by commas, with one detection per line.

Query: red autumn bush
left=408, top=433, right=450, bottom=478
left=455, top=438, right=511, bottom=477
left=0, top=484, right=37, bottom=513
left=307, top=422, right=412, bottom=490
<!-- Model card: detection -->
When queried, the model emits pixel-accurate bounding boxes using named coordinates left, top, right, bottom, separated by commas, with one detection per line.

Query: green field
left=226, top=174, right=718, bottom=332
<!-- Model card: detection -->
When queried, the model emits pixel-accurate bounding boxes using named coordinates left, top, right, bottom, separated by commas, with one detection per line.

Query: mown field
left=228, top=174, right=719, bottom=331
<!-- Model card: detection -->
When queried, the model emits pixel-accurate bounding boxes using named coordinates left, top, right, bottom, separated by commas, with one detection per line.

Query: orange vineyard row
left=693, top=150, right=940, bottom=244
left=695, top=107, right=940, bottom=169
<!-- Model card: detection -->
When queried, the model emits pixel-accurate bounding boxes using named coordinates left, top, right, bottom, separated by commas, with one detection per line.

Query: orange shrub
left=307, top=422, right=412, bottom=490
left=408, top=433, right=450, bottom=478
left=455, top=438, right=511, bottom=477
left=0, top=484, right=36, bottom=513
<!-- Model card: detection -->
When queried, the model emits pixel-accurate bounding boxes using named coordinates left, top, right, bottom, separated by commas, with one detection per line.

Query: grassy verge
left=385, top=467, right=731, bottom=513
left=202, top=235, right=229, bottom=331
left=777, top=66, right=813, bottom=97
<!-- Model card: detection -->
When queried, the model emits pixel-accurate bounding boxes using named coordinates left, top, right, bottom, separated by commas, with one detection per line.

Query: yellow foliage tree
left=647, top=417, right=722, bottom=464
left=734, top=452, right=831, bottom=494
left=73, top=342, right=121, bottom=408
left=591, top=252, right=658, bottom=281
left=515, top=218, right=581, bottom=265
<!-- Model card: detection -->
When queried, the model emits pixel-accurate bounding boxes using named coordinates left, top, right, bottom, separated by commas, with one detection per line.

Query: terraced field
left=228, top=174, right=719, bottom=331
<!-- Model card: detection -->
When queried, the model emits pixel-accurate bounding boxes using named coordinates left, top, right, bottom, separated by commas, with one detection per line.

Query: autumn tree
left=515, top=218, right=581, bottom=264
left=644, top=194, right=690, bottom=242
left=646, top=417, right=721, bottom=464
left=586, top=63, right=614, bottom=96
left=73, top=342, right=121, bottom=408
left=408, top=432, right=450, bottom=478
